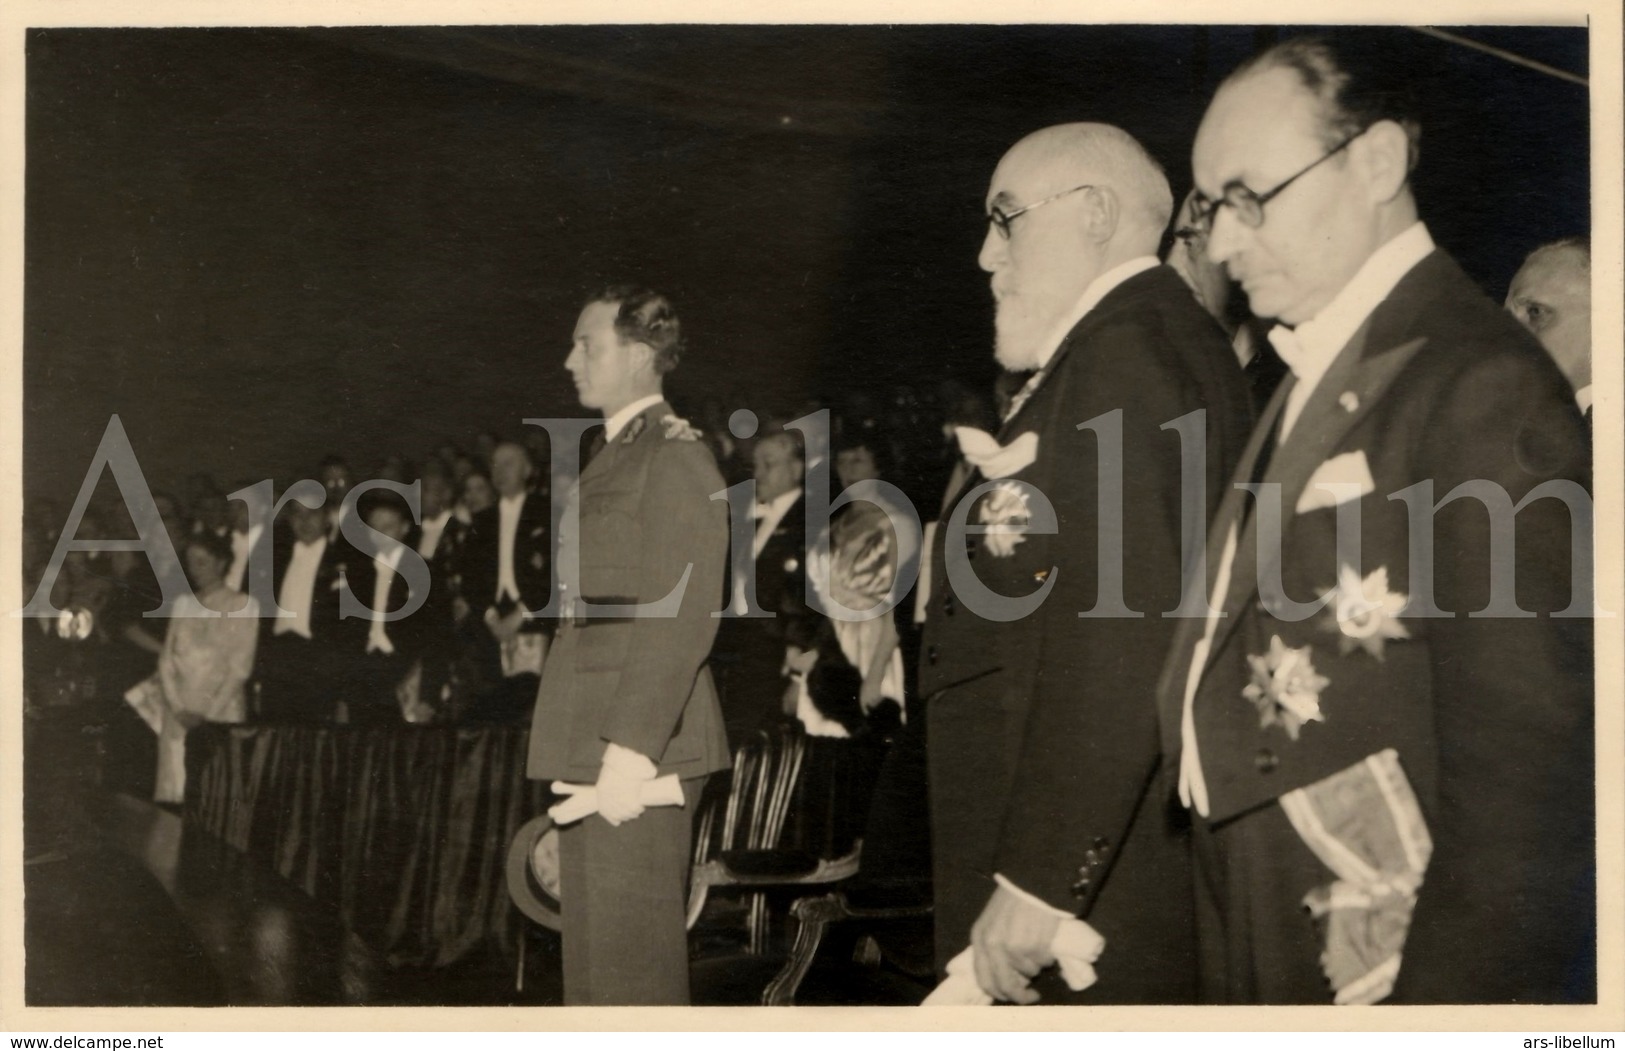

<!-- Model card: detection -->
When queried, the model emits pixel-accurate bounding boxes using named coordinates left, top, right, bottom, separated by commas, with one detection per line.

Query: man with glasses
left=1161, top=34, right=1593, bottom=1003
left=918, top=122, right=1251, bottom=1004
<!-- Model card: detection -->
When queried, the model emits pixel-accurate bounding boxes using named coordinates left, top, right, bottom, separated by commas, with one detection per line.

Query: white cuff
left=993, top=873, right=1075, bottom=920
left=602, top=742, right=658, bottom=780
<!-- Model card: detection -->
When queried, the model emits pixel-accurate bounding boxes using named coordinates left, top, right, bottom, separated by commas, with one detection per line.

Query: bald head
left=1506, top=238, right=1591, bottom=392
left=979, top=123, right=1172, bottom=370
left=998, top=123, right=1174, bottom=247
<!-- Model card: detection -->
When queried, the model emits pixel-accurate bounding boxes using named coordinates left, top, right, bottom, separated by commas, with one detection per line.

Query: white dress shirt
left=1178, top=221, right=1435, bottom=816
left=1271, top=222, right=1435, bottom=441
left=273, top=536, right=327, bottom=639
left=418, top=509, right=452, bottom=561
left=604, top=393, right=665, bottom=442
left=495, top=493, right=526, bottom=604
left=1575, top=385, right=1593, bottom=415
left=367, top=545, right=404, bottom=655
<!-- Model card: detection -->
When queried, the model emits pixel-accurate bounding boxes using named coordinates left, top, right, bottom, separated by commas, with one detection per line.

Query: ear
left=627, top=340, right=657, bottom=375
left=1079, top=185, right=1121, bottom=244
left=1356, top=120, right=1411, bottom=204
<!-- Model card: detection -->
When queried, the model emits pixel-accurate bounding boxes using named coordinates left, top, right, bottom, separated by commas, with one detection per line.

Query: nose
left=978, top=222, right=1006, bottom=274
left=1204, top=207, right=1243, bottom=268
left=564, top=346, right=582, bottom=375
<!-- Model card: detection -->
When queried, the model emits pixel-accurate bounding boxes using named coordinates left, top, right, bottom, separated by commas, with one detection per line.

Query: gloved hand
left=596, top=742, right=658, bottom=826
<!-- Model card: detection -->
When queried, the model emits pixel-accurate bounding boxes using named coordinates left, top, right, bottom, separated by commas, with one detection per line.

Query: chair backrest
left=694, top=724, right=806, bottom=864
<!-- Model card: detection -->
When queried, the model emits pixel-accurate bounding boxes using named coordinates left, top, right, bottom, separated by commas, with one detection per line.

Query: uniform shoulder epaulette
left=660, top=414, right=702, bottom=441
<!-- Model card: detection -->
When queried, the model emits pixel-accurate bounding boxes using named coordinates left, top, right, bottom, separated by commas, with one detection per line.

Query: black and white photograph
left=4, top=0, right=1621, bottom=1032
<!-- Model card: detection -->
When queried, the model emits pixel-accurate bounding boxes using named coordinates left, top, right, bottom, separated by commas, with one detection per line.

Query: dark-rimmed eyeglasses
left=1190, top=128, right=1367, bottom=234
left=986, top=183, right=1095, bottom=240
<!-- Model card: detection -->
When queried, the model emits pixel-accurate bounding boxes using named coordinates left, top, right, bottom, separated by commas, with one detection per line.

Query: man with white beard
left=917, top=123, right=1252, bottom=1003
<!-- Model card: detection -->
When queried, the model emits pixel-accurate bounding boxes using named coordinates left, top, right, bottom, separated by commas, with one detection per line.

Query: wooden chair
left=505, top=724, right=833, bottom=965
left=506, top=722, right=896, bottom=999
left=686, top=723, right=871, bottom=956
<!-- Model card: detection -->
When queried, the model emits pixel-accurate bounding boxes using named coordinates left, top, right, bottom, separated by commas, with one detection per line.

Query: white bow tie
left=1267, top=324, right=1307, bottom=378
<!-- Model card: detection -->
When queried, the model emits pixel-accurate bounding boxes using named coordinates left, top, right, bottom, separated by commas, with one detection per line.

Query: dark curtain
left=186, top=723, right=546, bottom=968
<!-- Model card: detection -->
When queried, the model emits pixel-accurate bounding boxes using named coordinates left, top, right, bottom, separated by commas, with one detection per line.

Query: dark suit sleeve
left=994, top=317, right=1221, bottom=913
left=1391, top=344, right=1594, bottom=1003
left=596, top=440, right=729, bottom=760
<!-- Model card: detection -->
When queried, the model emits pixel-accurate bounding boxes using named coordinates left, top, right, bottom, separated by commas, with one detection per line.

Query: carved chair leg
left=761, top=892, right=844, bottom=1006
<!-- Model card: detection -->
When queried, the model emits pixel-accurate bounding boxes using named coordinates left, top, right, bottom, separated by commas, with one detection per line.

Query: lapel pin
left=1339, top=391, right=1359, bottom=413
left=1033, top=568, right=1050, bottom=583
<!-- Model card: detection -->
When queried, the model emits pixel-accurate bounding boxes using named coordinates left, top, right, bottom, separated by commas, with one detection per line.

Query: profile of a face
left=1193, top=68, right=1378, bottom=327
left=566, top=300, right=644, bottom=413
left=1166, top=190, right=1235, bottom=324
left=1506, top=245, right=1591, bottom=391
left=978, top=143, right=1100, bottom=371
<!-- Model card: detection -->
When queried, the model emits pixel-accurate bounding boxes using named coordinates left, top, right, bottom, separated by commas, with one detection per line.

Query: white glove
left=548, top=775, right=686, bottom=825
left=595, top=742, right=657, bottom=826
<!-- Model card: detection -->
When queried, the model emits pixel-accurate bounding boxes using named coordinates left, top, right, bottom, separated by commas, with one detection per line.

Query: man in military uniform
left=527, top=286, right=731, bottom=1005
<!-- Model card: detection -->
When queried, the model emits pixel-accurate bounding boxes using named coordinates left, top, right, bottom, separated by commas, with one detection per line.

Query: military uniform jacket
left=919, top=264, right=1255, bottom=914
left=528, top=400, right=731, bottom=783
left=1157, top=251, right=1594, bottom=1002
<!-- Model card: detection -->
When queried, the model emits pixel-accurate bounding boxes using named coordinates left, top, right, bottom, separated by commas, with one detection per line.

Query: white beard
left=992, top=294, right=1050, bottom=372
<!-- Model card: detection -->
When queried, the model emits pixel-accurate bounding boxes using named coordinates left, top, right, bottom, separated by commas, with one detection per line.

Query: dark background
left=25, top=24, right=1589, bottom=509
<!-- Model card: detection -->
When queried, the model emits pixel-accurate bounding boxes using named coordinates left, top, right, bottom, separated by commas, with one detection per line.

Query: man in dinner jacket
left=918, top=122, right=1254, bottom=1004
left=527, top=286, right=730, bottom=1005
left=1162, top=33, right=1594, bottom=1003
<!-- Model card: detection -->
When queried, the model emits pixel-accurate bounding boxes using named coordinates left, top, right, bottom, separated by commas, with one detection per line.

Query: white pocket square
left=956, top=427, right=1039, bottom=480
left=1297, top=450, right=1375, bottom=513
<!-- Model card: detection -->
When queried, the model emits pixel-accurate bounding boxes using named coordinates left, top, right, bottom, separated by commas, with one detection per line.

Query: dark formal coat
left=409, top=513, right=468, bottom=714
left=461, top=491, right=552, bottom=623
left=255, top=529, right=346, bottom=721
left=335, top=543, right=432, bottom=724
left=1157, top=250, right=1594, bottom=1003
left=714, top=492, right=810, bottom=745
left=919, top=263, right=1255, bottom=1001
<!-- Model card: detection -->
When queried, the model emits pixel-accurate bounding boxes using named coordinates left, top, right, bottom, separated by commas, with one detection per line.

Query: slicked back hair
left=1232, top=32, right=1422, bottom=174
left=588, top=286, right=685, bottom=374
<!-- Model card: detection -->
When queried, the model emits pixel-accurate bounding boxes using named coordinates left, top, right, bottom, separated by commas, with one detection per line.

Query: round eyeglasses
left=1190, top=128, right=1367, bottom=234
left=986, top=183, right=1095, bottom=240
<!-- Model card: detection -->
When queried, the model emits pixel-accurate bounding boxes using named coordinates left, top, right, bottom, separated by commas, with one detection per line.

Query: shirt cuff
left=993, top=873, right=1075, bottom=919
